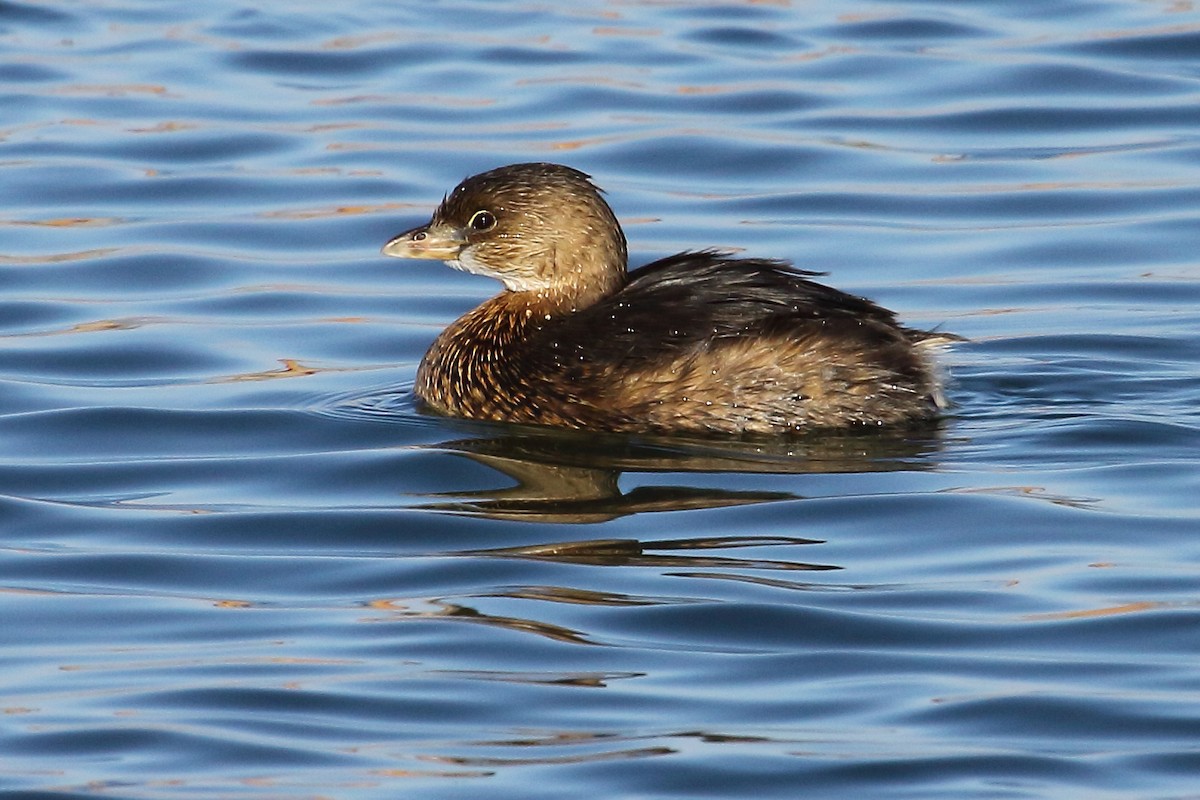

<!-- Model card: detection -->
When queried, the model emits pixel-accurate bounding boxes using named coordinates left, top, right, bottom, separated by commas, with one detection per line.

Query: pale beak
left=381, top=222, right=466, bottom=261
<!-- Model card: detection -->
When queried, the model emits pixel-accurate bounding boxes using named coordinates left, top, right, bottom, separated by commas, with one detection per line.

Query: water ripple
left=2, top=1, right=1199, bottom=798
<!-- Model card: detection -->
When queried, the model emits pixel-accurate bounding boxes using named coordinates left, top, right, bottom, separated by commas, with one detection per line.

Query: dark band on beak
left=382, top=223, right=466, bottom=260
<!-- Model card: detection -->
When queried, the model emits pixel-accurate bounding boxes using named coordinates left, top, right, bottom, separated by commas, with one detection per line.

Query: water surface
left=2, top=1, right=1199, bottom=798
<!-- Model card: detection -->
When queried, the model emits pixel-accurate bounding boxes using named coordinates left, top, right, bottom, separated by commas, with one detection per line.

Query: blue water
left=2, top=1, right=1199, bottom=798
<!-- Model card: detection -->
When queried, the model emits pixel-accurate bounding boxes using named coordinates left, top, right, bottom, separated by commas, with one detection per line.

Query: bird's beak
left=381, top=222, right=466, bottom=261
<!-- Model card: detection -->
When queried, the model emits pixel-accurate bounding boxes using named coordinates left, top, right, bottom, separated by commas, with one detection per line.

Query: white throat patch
left=451, top=248, right=546, bottom=293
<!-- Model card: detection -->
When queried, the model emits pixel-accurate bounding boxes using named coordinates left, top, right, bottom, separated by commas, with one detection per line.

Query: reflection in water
left=364, top=536, right=836, bottom=647
left=373, top=425, right=949, bottom=647
left=462, top=536, right=836, bottom=572
left=371, top=426, right=946, bottom=647
left=415, top=423, right=945, bottom=523
left=434, top=669, right=643, bottom=688
left=426, top=744, right=675, bottom=768
left=363, top=597, right=597, bottom=646
left=356, top=427, right=877, bottom=650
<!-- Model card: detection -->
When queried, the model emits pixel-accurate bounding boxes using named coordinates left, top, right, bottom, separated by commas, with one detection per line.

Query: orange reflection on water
left=128, top=121, right=196, bottom=134
left=1024, top=601, right=1173, bottom=621
left=0, top=248, right=118, bottom=265
left=2, top=216, right=122, bottom=228
left=218, top=358, right=320, bottom=383
left=259, top=201, right=409, bottom=220
left=53, top=83, right=173, bottom=98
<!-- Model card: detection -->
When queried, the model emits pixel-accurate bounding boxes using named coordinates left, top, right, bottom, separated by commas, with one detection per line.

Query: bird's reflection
left=356, top=424, right=951, bottom=649
left=362, top=536, right=838, bottom=646
left=460, top=535, right=836, bottom=571
left=414, top=421, right=946, bottom=523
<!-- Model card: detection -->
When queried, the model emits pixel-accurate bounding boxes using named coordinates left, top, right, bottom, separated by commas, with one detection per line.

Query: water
left=2, top=1, right=1199, bottom=797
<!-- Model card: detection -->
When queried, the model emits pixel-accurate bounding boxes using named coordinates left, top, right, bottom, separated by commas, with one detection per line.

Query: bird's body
left=383, top=163, right=951, bottom=436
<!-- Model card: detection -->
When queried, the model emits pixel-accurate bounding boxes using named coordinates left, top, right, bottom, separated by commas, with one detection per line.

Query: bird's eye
left=468, top=210, right=496, bottom=232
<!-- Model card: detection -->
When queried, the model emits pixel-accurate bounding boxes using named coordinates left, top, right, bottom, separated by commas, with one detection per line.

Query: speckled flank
left=390, top=162, right=953, bottom=436
left=605, top=327, right=942, bottom=434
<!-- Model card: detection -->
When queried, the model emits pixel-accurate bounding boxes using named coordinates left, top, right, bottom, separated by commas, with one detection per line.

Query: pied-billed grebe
left=382, top=162, right=952, bottom=436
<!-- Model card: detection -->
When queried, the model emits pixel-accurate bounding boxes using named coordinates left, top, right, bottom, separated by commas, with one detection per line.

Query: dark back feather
left=537, top=251, right=918, bottom=370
